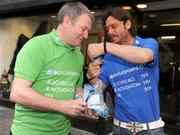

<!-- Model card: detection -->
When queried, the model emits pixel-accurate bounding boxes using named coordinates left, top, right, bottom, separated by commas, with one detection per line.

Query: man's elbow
left=140, top=49, right=154, bottom=64
left=10, top=90, right=16, bottom=103
left=142, top=53, right=154, bottom=64
left=10, top=88, right=20, bottom=103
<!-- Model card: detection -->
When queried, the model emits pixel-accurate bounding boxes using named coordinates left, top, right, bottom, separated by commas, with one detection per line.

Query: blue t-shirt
left=99, top=36, right=160, bottom=123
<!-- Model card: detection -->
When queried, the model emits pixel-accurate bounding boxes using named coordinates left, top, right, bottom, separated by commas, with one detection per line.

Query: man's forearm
left=89, top=78, right=106, bottom=91
left=106, top=42, right=154, bottom=64
left=10, top=76, right=88, bottom=116
left=10, top=85, right=64, bottom=112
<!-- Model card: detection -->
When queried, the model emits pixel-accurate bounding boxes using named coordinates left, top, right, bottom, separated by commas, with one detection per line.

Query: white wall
left=0, top=16, right=46, bottom=76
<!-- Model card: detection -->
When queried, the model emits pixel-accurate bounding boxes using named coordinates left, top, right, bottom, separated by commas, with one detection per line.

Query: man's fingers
left=89, top=61, right=102, bottom=70
left=87, top=50, right=94, bottom=61
left=92, top=61, right=102, bottom=66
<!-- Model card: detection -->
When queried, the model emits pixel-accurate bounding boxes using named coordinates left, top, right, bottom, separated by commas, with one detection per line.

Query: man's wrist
left=88, top=76, right=96, bottom=81
left=86, top=73, right=96, bottom=81
left=75, top=93, right=83, bottom=99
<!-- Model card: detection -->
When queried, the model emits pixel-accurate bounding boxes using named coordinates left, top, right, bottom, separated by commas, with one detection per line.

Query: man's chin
left=111, top=39, right=118, bottom=43
left=75, top=40, right=82, bottom=46
left=74, top=43, right=81, bottom=47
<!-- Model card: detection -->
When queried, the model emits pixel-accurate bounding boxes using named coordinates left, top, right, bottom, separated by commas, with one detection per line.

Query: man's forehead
left=106, top=16, right=122, bottom=25
left=76, top=14, right=92, bottom=27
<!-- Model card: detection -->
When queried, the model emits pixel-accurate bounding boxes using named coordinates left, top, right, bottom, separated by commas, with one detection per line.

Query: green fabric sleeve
left=14, top=37, right=45, bottom=82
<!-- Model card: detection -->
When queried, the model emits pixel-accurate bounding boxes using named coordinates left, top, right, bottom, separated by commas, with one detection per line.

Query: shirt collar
left=132, top=35, right=142, bottom=47
left=49, top=29, right=78, bottom=51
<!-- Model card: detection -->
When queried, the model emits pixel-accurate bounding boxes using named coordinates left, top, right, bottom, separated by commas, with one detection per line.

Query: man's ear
left=63, top=16, right=71, bottom=25
left=125, top=20, right=131, bottom=30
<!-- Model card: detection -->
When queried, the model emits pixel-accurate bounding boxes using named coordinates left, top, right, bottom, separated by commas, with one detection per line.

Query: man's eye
left=111, top=25, right=117, bottom=29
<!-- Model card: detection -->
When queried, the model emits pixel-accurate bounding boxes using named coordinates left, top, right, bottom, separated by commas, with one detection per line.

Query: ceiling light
left=51, top=15, right=56, bottom=18
left=148, top=14, right=157, bottom=18
left=121, top=6, right=131, bottom=10
left=136, top=4, right=147, bottom=9
left=143, top=25, right=147, bottom=28
left=161, top=36, right=176, bottom=40
left=91, top=11, right=95, bottom=14
left=161, top=23, right=180, bottom=26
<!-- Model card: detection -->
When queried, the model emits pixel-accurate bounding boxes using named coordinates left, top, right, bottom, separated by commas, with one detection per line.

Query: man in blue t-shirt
left=87, top=7, right=164, bottom=135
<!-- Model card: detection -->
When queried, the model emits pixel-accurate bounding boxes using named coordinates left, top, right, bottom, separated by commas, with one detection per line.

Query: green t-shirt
left=11, top=29, right=84, bottom=135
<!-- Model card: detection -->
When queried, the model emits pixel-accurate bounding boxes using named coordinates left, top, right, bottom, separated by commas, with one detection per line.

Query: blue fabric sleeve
left=141, top=38, right=158, bottom=66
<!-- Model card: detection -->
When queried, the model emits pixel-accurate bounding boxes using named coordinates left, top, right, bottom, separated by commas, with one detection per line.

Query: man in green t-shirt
left=10, top=2, right=94, bottom=135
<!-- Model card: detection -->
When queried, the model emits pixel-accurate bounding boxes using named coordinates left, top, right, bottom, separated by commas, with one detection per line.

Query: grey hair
left=57, top=2, right=94, bottom=24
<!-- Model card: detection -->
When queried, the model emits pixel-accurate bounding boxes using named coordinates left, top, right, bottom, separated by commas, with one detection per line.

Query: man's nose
left=108, top=27, right=114, bottom=35
left=83, top=30, right=88, bottom=39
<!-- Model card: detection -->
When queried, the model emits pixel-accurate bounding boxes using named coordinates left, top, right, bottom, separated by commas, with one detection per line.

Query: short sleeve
left=14, top=38, right=45, bottom=81
left=141, top=38, right=158, bottom=66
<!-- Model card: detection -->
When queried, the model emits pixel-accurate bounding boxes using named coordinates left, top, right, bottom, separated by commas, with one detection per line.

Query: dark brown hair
left=103, top=7, right=137, bottom=36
